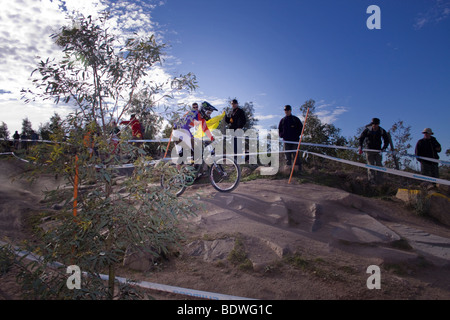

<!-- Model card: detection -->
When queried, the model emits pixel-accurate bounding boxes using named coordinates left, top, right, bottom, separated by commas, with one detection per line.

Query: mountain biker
left=173, top=101, right=218, bottom=164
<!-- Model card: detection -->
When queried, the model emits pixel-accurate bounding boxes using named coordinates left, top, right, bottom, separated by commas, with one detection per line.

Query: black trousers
left=284, top=142, right=301, bottom=167
left=420, top=161, right=439, bottom=178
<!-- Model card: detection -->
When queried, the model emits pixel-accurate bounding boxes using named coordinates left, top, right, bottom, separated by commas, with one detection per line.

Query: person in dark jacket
left=13, top=131, right=20, bottom=150
left=225, top=99, right=246, bottom=130
left=358, top=117, right=390, bottom=184
left=30, top=130, right=39, bottom=145
left=415, top=128, right=441, bottom=178
left=20, top=132, right=28, bottom=151
left=225, top=99, right=247, bottom=162
left=278, top=105, right=303, bottom=168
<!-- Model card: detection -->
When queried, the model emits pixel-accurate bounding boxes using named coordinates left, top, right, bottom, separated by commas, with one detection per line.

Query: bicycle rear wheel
left=209, top=157, right=240, bottom=192
left=160, top=165, right=195, bottom=197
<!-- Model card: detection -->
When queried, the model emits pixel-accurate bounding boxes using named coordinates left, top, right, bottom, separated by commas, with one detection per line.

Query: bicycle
left=160, top=145, right=241, bottom=197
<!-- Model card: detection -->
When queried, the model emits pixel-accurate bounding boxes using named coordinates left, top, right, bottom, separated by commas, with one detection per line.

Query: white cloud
left=0, top=0, right=278, bottom=135
left=252, top=125, right=265, bottom=132
left=174, top=93, right=229, bottom=110
left=315, top=102, right=349, bottom=124
left=62, top=0, right=108, bottom=17
left=0, top=94, right=72, bottom=133
left=0, top=0, right=167, bottom=133
left=0, top=0, right=66, bottom=96
left=414, top=0, right=450, bottom=29
left=255, top=114, right=278, bottom=121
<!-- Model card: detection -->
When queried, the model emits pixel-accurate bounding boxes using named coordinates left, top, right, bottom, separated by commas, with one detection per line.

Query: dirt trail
left=1, top=158, right=449, bottom=299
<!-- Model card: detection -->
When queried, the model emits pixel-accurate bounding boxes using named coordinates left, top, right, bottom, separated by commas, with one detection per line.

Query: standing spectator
left=30, top=130, right=39, bottom=146
left=225, top=99, right=247, bottom=162
left=13, top=131, right=20, bottom=150
left=225, top=99, right=246, bottom=130
left=278, top=105, right=303, bottom=169
left=20, top=132, right=28, bottom=151
left=415, top=128, right=441, bottom=178
left=120, top=114, right=143, bottom=140
left=358, top=117, right=390, bottom=184
left=120, top=114, right=144, bottom=161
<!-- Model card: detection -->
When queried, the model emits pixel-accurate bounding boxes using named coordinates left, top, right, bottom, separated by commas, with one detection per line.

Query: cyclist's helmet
left=199, top=101, right=218, bottom=120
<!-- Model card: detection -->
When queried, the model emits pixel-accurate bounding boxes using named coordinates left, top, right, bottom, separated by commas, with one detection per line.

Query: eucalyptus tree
left=299, top=99, right=347, bottom=157
left=0, top=122, right=9, bottom=152
left=19, top=13, right=198, bottom=299
left=385, top=120, right=412, bottom=170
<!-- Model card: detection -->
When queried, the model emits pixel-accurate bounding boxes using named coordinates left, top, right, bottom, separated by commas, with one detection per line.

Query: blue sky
left=151, top=0, right=450, bottom=154
left=1, top=0, right=449, bottom=160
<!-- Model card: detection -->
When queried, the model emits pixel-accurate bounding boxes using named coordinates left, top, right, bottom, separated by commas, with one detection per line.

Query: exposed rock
left=185, top=238, right=235, bottom=262
left=240, top=166, right=253, bottom=177
left=123, top=247, right=158, bottom=272
left=428, top=193, right=450, bottom=227
left=278, top=165, right=300, bottom=176
left=390, top=224, right=450, bottom=266
left=396, top=189, right=450, bottom=227
left=395, top=188, right=420, bottom=203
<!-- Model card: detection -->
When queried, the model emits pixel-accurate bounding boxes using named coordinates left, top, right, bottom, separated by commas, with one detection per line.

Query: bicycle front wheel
left=160, top=165, right=195, bottom=197
left=209, top=157, right=240, bottom=192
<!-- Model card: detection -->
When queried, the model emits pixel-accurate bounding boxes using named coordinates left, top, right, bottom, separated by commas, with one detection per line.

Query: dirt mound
left=0, top=159, right=64, bottom=241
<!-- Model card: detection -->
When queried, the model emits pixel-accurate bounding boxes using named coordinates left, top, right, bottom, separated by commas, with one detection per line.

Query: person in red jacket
left=120, top=114, right=143, bottom=139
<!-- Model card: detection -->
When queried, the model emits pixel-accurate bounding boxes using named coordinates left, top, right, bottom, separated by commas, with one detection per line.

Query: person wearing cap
left=225, top=99, right=247, bottom=131
left=358, top=117, right=390, bottom=184
left=415, top=128, right=441, bottom=178
left=225, top=99, right=247, bottom=162
left=278, top=105, right=303, bottom=168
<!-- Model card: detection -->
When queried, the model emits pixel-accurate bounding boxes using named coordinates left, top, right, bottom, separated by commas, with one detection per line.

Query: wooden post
left=289, top=108, right=309, bottom=184
left=163, top=130, right=173, bottom=160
